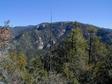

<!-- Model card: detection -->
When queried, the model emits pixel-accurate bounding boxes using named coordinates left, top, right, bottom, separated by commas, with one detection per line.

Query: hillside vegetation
left=0, top=21, right=112, bottom=84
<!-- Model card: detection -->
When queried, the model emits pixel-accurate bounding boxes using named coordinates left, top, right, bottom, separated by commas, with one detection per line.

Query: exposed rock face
left=38, top=36, right=44, bottom=49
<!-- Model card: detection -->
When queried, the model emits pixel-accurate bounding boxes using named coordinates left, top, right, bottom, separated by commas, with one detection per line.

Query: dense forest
left=0, top=21, right=112, bottom=84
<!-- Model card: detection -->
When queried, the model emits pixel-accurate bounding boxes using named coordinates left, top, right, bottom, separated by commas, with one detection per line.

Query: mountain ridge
left=7, top=21, right=112, bottom=57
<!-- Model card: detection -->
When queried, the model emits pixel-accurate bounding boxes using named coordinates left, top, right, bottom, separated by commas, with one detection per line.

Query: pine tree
left=62, top=28, right=88, bottom=84
left=68, top=29, right=88, bottom=75
left=88, top=28, right=107, bottom=64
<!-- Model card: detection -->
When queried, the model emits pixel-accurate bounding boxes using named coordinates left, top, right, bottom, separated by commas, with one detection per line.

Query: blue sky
left=0, top=0, right=112, bottom=28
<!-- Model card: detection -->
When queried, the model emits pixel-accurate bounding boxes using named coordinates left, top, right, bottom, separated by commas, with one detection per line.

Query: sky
left=0, top=0, right=112, bottom=28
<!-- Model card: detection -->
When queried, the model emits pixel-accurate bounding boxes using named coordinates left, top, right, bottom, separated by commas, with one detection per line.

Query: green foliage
left=90, top=47, right=112, bottom=84
left=67, top=29, right=88, bottom=73
left=57, top=28, right=88, bottom=84
left=0, top=51, right=32, bottom=84
left=63, top=63, right=74, bottom=80
left=28, top=56, right=48, bottom=84
left=1, top=21, right=112, bottom=84
left=53, top=28, right=109, bottom=84
left=92, top=37, right=107, bottom=62
left=88, top=29, right=108, bottom=64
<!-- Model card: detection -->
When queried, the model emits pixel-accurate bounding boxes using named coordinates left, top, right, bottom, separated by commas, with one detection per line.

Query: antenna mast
left=49, top=9, right=53, bottom=72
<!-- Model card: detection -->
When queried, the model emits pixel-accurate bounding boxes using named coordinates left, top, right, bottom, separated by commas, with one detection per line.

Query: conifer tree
left=88, top=28, right=107, bottom=64
left=62, top=28, right=88, bottom=84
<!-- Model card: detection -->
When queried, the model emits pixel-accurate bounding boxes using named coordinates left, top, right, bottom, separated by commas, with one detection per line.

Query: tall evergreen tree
left=62, top=28, right=88, bottom=84
left=88, top=28, right=107, bottom=64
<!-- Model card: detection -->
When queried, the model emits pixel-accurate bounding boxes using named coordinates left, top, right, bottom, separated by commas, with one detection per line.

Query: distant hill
left=9, top=21, right=112, bottom=57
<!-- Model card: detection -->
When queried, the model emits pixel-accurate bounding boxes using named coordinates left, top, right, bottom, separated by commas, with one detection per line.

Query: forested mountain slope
left=0, top=21, right=112, bottom=84
left=12, top=21, right=112, bottom=57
